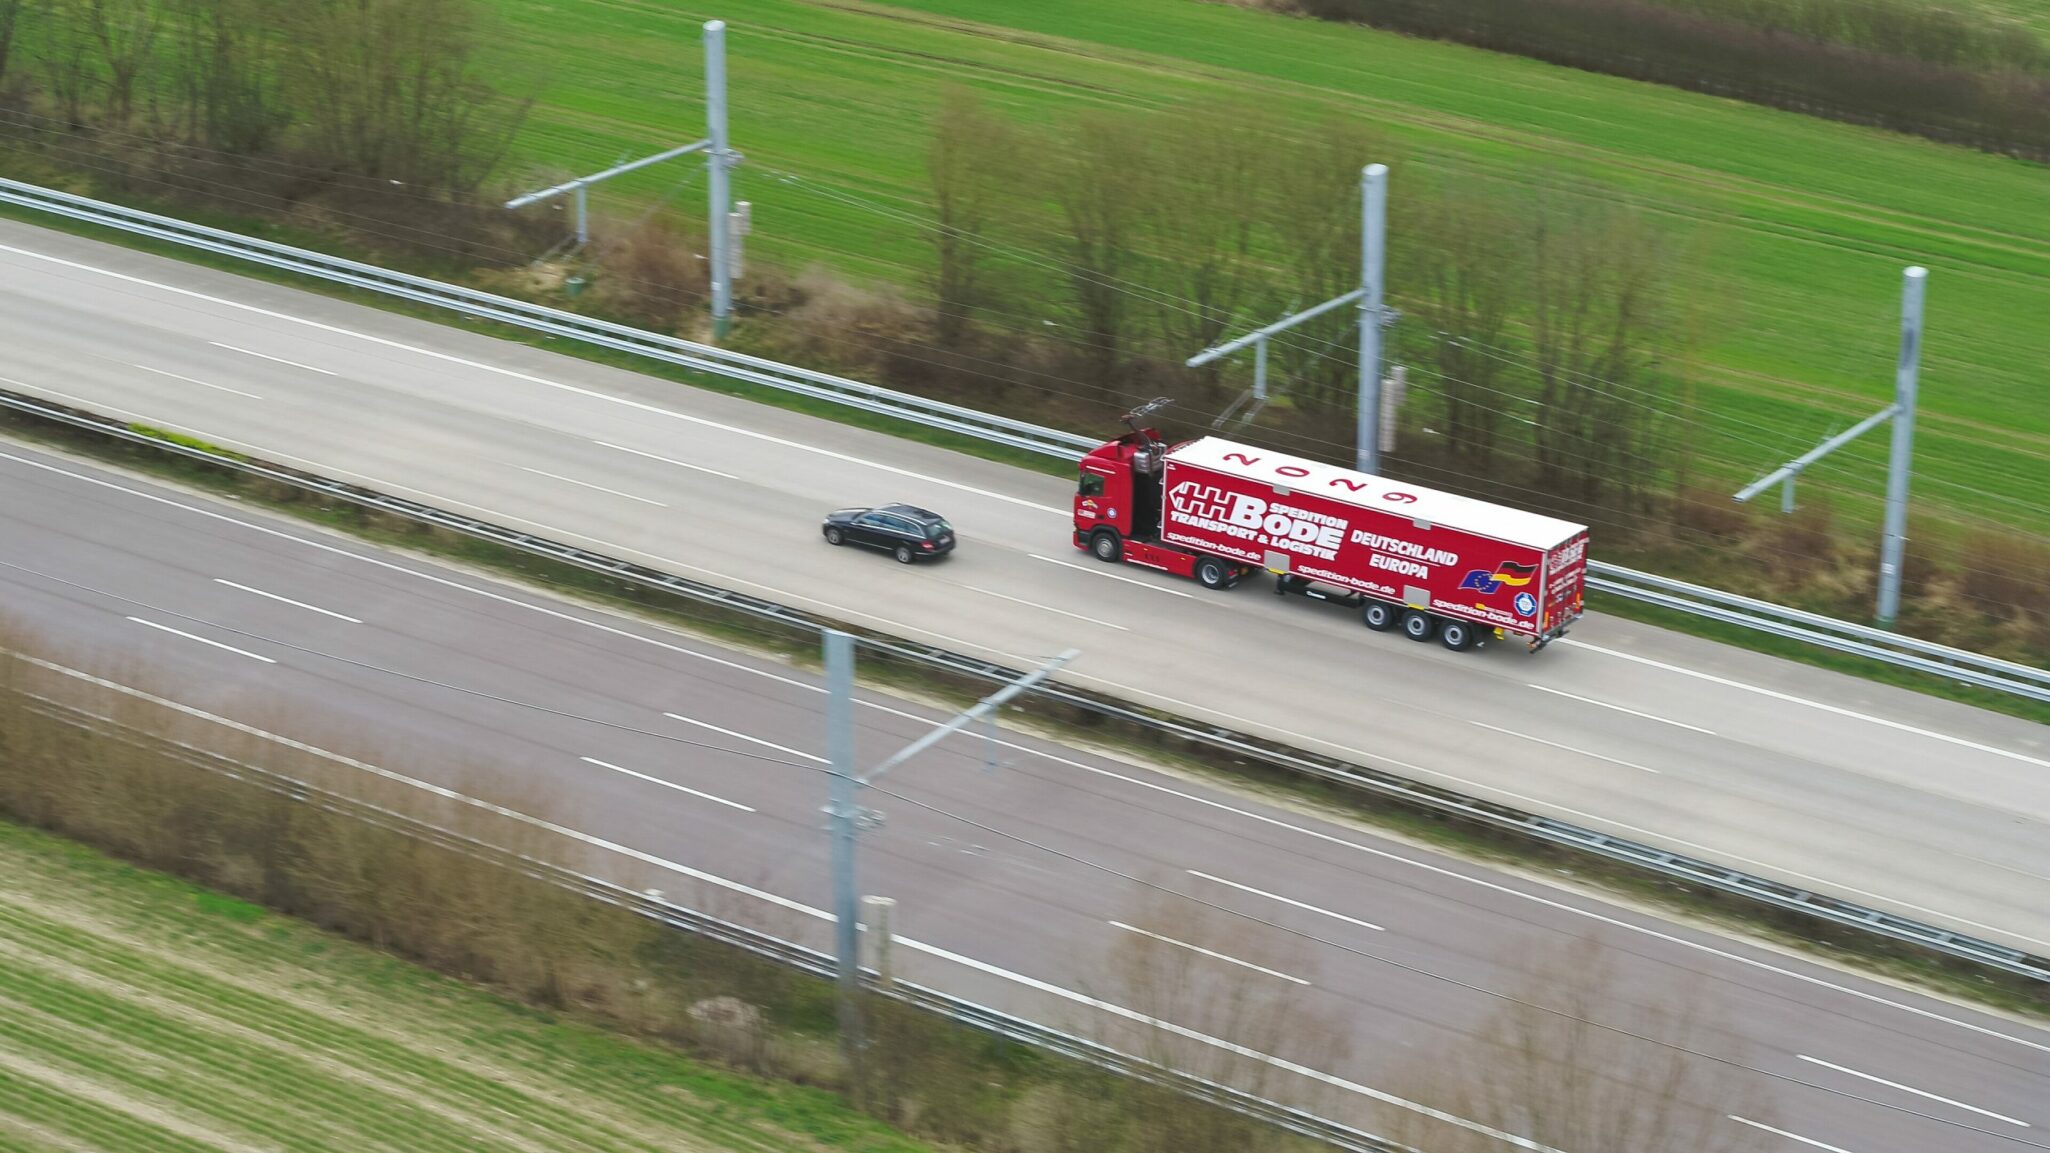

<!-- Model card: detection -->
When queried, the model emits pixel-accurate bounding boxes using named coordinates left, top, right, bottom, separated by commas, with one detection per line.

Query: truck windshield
left=1079, top=473, right=1105, bottom=497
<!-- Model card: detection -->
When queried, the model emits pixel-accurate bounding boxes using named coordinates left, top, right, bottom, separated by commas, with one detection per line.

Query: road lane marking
left=1109, top=921, right=1310, bottom=984
left=1187, top=870, right=1384, bottom=931
left=518, top=466, right=668, bottom=507
left=213, top=579, right=361, bottom=623
left=11, top=448, right=2050, bottom=1029
left=134, top=364, right=262, bottom=400
left=663, top=712, right=828, bottom=764
left=1029, top=553, right=1194, bottom=598
left=960, top=584, right=1127, bottom=630
left=1469, top=721, right=1660, bottom=773
left=126, top=616, right=276, bottom=663
left=0, top=240, right=1067, bottom=515
left=1525, top=683, right=1714, bottom=735
left=12, top=652, right=1559, bottom=1153
left=579, top=757, right=755, bottom=812
left=1565, top=639, right=2050, bottom=772
left=594, top=440, right=739, bottom=480
left=1728, top=1116, right=1859, bottom=1152
left=207, top=341, right=334, bottom=375
left=1796, top=1055, right=2029, bottom=1126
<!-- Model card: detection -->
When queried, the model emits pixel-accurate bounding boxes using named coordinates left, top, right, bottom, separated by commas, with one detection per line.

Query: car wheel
left=1362, top=601, right=1397, bottom=631
left=1402, top=610, right=1438, bottom=642
left=1090, top=530, right=1123, bottom=563
left=1195, top=558, right=1230, bottom=590
left=825, top=527, right=845, bottom=546
left=1440, top=620, right=1475, bottom=652
left=894, top=544, right=917, bottom=564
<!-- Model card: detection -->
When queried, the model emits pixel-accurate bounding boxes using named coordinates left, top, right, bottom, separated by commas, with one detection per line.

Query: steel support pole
left=1357, top=164, right=1388, bottom=475
left=1876, top=266, right=1926, bottom=625
left=823, top=630, right=861, bottom=1071
left=705, top=20, right=734, bottom=341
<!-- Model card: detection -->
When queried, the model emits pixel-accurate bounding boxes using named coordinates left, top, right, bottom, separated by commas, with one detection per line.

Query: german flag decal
left=1458, top=560, right=1538, bottom=595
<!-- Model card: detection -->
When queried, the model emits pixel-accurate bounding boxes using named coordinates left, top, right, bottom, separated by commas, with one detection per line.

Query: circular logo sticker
left=1513, top=591, right=1538, bottom=618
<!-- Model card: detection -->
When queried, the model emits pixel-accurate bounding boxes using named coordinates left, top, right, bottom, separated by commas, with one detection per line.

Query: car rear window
left=925, top=521, right=952, bottom=539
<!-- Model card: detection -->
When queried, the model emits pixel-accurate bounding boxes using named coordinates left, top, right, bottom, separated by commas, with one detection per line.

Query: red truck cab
left=1073, top=428, right=1249, bottom=587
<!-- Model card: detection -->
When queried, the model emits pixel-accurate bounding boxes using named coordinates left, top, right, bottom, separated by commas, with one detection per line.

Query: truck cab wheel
left=1362, top=601, right=1397, bottom=631
left=1090, top=530, right=1123, bottom=563
left=1439, top=620, right=1475, bottom=652
left=1195, top=557, right=1230, bottom=590
left=1401, top=610, right=1438, bottom=642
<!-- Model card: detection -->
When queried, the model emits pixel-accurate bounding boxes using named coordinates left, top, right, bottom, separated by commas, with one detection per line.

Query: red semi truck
left=1072, top=422, right=1589, bottom=652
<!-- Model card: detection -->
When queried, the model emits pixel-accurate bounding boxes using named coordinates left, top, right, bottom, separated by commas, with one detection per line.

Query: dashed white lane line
left=1796, top=1055, right=2029, bottom=1127
left=214, top=579, right=361, bottom=623
left=1525, top=682, right=1715, bottom=735
left=518, top=466, right=668, bottom=507
left=1728, top=1116, right=1859, bottom=1153
left=1566, top=639, right=2050, bottom=771
left=13, top=652, right=1554, bottom=1153
left=1470, top=721, right=1660, bottom=773
left=594, top=440, right=739, bottom=480
left=579, top=757, right=755, bottom=813
left=1187, top=870, right=1384, bottom=931
left=126, top=616, right=276, bottom=663
left=1029, top=553, right=1194, bottom=598
left=207, top=341, right=334, bottom=375
left=1108, top=921, right=1311, bottom=985
left=960, top=584, right=1127, bottom=631
left=663, top=712, right=828, bottom=764
left=134, top=363, right=262, bottom=400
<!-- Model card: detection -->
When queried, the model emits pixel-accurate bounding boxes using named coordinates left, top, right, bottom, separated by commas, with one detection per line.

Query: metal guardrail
left=1, top=178, right=2038, bottom=705
left=1587, top=563, right=2050, bottom=704
left=10, top=688, right=1399, bottom=1153
left=0, top=178, right=1100, bottom=462
left=5, top=383, right=2043, bottom=988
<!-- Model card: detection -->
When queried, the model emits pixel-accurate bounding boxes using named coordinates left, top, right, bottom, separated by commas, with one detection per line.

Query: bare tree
left=1260, top=118, right=1386, bottom=415
left=1051, top=111, right=1152, bottom=382
left=1527, top=189, right=1674, bottom=506
left=40, top=0, right=94, bottom=129
left=166, top=0, right=284, bottom=153
left=1379, top=933, right=1773, bottom=1153
left=1409, top=178, right=1525, bottom=470
left=1140, top=100, right=1269, bottom=362
left=927, top=85, right=1017, bottom=347
left=84, top=0, right=157, bottom=128
left=0, top=0, right=27, bottom=90
left=282, top=0, right=532, bottom=194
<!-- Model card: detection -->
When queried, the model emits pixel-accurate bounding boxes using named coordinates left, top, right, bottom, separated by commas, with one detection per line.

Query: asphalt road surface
left=5, top=440, right=2048, bottom=1153
left=1, top=219, right=2048, bottom=968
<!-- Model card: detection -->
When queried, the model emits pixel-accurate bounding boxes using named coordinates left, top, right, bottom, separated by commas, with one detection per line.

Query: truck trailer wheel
left=1401, top=610, right=1438, bottom=642
left=1362, top=601, right=1397, bottom=631
left=1439, top=619, right=1475, bottom=652
left=1195, top=557, right=1230, bottom=590
left=1089, top=530, right=1123, bottom=563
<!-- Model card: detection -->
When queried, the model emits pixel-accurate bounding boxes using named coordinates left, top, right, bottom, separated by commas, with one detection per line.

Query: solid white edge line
left=14, top=651, right=1557, bottom=1153
left=1029, top=553, right=1195, bottom=598
left=132, top=363, right=262, bottom=400
left=213, top=579, right=362, bottom=623
left=1796, top=1055, right=2029, bottom=1127
left=6, top=449, right=2048, bottom=1047
left=0, top=239, right=1064, bottom=515
left=1469, top=721, right=1660, bottom=773
left=593, top=439, right=739, bottom=480
left=1564, top=638, right=2050, bottom=771
left=1186, top=870, right=1384, bottom=931
left=518, top=465, right=668, bottom=507
left=207, top=341, right=335, bottom=375
left=579, top=756, right=756, bottom=813
left=1108, top=921, right=1311, bottom=985
left=126, top=616, right=276, bottom=664
left=663, top=712, right=828, bottom=764
left=959, top=583, right=1128, bottom=631
left=1727, top=1116, right=1859, bottom=1153
left=1525, top=681, right=1715, bottom=735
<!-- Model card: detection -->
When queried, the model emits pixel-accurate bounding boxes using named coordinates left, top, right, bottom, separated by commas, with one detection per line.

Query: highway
left=4, top=439, right=2048, bottom=1153
left=0, top=219, right=2045, bottom=958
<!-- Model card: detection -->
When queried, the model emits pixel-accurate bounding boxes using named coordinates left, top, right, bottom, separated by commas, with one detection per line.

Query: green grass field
left=0, top=819, right=929, bottom=1153
left=483, top=0, right=2050, bottom=541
